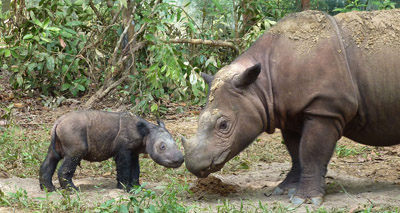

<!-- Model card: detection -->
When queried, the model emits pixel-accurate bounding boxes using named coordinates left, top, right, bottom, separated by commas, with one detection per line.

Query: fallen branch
left=163, top=38, right=239, bottom=53
left=84, top=74, right=129, bottom=108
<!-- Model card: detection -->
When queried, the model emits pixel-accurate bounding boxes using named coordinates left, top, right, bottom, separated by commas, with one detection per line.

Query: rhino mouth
left=194, top=148, right=231, bottom=178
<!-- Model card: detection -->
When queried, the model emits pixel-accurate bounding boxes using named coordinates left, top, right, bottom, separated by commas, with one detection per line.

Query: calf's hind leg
left=39, top=147, right=61, bottom=191
left=58, top=157, right=81, bottom=190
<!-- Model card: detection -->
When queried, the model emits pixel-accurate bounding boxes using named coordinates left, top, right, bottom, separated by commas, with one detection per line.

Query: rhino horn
left=181, top=135, right=195, bottom=151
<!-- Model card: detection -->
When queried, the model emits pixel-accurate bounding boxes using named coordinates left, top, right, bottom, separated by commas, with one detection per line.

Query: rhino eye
left=216, top=117, right=231, bottom=134
left=159, top=143, right=166, bottom=151
left=219, top=120, right=228, bottom=130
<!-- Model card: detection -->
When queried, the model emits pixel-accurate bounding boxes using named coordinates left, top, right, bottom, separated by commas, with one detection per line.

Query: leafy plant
left=333, top=0, right=396, bottom=12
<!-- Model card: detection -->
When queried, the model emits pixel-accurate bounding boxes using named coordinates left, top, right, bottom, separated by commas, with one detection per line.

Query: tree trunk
left=301, top=0, right=310, bottom=10
left=238, top=0, right=255, bottom=37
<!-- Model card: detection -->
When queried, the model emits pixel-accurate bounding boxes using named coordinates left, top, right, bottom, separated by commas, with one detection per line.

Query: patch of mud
left=335, top=9, right=400, bottom=51
left=189, top=176, right=238, bottom=197
left=268, top=10, right=332, bottom=54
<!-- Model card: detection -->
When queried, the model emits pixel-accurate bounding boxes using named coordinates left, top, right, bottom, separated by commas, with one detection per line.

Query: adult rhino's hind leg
left=291, top=116, right=341, bottom=206
left=39, top=147, right=61, bottom=192
left=274, top=130, right=301, bottom=197
left=57, top=157, right=81, bottom=191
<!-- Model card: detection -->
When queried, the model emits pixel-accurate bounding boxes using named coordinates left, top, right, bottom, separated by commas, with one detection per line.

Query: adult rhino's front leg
left=291, top=116, right=342, bottom=206
left=274, top=130, right=301, bottom=197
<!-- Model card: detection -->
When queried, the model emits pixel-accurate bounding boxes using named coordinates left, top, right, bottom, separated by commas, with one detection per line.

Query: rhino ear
left=137, top=121, right=150, bottom=137
left=201, top=72, right=214, bottom=86
left=233, top=63, right=261, bottom=88
left=157, top=120, right=165, bottom=128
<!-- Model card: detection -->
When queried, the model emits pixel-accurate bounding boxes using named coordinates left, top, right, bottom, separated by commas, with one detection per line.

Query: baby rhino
left=39, top=110, right=184, bottom=192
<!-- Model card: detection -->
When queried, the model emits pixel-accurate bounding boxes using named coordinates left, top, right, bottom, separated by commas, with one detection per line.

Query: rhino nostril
left=173, top=157, right=184, bottom=164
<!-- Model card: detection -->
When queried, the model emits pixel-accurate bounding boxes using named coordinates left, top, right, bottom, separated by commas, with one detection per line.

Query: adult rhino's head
left=183, top=63, right=273, bottom=178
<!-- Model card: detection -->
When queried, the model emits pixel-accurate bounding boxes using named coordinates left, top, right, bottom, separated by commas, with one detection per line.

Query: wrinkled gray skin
left=183, top=10, right=400, bottom=206
left=39, top=110, right=184, bottom=192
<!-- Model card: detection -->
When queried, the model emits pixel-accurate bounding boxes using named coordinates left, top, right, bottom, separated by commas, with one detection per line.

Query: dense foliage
left=0, top=0, right=398, bottom=115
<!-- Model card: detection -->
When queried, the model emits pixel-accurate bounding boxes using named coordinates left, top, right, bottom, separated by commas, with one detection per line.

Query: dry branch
left=164, top=39, right=239, bottom=53
left=89, top=0, right=104, bottom=23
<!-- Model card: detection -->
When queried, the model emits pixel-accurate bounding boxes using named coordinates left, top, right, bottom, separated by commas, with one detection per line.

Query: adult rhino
left=182, top=9, right=400, bottom=206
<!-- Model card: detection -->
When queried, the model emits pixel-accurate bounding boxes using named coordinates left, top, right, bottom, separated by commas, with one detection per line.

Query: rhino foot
left=311, top=197, right=323, bottom=206
left=272, top=187, right=285, bottom=195
left=290, top=196, right=305, bottom=206
left=290, top=196, right=323, bottom=206
left=40, top=183, right=56, bottom=192
left=272, top=187, right=297, bottom=197
left=288, top=188, right=296, bottom=197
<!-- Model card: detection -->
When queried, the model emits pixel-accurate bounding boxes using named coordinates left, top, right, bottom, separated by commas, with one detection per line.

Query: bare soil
left=1, top=103, right=400, bottom=212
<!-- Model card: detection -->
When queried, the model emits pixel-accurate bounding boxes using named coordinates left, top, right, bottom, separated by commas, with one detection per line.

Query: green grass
left=1, top=124, right=399, bottom=212
left=0, top=125, right=49, bottom=177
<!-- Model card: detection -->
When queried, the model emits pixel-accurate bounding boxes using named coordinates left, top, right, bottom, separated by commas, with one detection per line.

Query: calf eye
left=159, top=143, right=166, bottom=150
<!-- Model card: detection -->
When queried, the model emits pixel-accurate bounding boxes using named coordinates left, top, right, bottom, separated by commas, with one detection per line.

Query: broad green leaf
left=46, top=56, right=55, bottom=71
left=40, top=37, right=52, bottom=43
left=4, top=49, right=11, bottom=57
left=118, top=205, right=129, bottom=213
left=189, top=72, right=198, bottom=85
left=43, top=17, right=50, bottom=29
left=47, top=27, right=60, bottom=32
left=76, top=84, right=85, bottom=91
left=74, top=0, right=85, bottom=6
left=65, top=21, right=82, bottom=27
left=61, top=83, right=71, bottom=91
left=151, top=103, right=158, bottom=112
left=60, top=31, right=73, bottom=38
left=33, top=19, right=43, bottom=28
left=62, top=27, right=77, bottom=35
left=10, top=50, right=19, bottom=59
left=23, top=34, right=34, bottom=40
left=187, top=22, right=195, bottom=32
left=27, top=63, right=38, bottom=71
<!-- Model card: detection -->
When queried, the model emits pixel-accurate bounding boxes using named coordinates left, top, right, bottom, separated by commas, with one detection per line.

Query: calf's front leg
left=115, top=149, right=133, bottom=192
left=130, top=152, right=140, bottom=187
left=291, top=116, right=342, bottom=206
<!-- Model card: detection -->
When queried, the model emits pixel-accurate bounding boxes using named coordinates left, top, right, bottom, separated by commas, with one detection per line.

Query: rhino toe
left=291, top=196, right=305, bottom=207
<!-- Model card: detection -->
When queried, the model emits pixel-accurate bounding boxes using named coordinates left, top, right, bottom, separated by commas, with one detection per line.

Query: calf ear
left=137, top=121, right=150, bottom=137
left=201, top=72, right=214, bottom=86
left=233, top=63, right=261, bottom=88
left=157, top=120, right=165, bottom=128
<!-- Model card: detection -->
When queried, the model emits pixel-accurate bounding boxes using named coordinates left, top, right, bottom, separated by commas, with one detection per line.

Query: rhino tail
left=50, top=120, right=63, bottom=160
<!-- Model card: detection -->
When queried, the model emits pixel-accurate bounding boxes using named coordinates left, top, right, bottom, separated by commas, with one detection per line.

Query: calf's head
left=138, top=120, right=184, bottom=168
left=183, top=63, right=269, bottom=178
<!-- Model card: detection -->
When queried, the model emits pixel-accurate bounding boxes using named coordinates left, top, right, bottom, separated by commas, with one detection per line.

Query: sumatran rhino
left=182, top=9, right=400, bottom=205
left=39, top=110, right=184, bottom=192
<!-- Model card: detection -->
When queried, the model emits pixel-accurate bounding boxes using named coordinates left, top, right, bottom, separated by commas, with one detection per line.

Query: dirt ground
left=1, top=103, right=400, bottom=212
